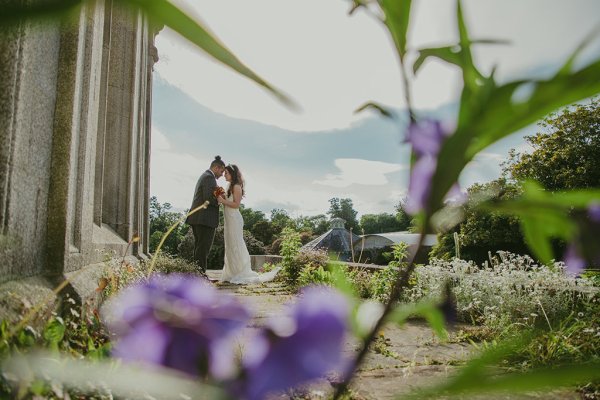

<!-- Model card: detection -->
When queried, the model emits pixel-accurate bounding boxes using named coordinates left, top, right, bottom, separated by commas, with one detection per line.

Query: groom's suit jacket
left=185, top=170, right=219, bottom=228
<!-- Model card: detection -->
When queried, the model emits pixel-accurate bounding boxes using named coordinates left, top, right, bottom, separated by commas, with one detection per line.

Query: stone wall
left=0, top=0, right=157, bottom=297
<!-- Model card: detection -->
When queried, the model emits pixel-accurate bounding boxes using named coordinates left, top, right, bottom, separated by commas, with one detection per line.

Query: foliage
left=294, top=214, right=330, bottom=236
left=328, top=198, right=359, bottom=232
left=178, top=227, right=267, bottom=269
left=270, top=208, right=295, bottom=237
left=346, top=268, right=374, bottom=299
left=505, top=99, right=600, bottom=191
left=279, top=227, right=303, bottom=282
left=359, top=212, right=406, bottom=234
left=297, top=265, right=335, bottom=288
left=370, top=243, right=408, bottom=304
left=430, top=179, right=528, bottom=264
left=405, top=253, right=597, bottom=334
left=0, top=298, right=110, bottom=398
left=240, top=206, right=275, bottom=246
left=395, top=199, right=414, bottom=231
left=149, top=196, right=187, bottom=255
left=145, top=252, right=200, bottom=275
left=5, top=0, right=600, bottom=397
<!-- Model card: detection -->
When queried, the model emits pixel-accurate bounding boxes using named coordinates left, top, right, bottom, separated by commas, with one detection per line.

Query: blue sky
left=150, top=0, right=600, bottom=218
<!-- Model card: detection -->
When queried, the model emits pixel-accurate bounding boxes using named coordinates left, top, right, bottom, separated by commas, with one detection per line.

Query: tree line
left=150, top=99, right=599, bottom=267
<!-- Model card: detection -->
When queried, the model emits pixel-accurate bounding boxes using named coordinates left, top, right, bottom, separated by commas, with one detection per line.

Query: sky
left=150, top=0, right=600, bottom=219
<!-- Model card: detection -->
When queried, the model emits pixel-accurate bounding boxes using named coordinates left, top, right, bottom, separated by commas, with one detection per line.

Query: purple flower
left=237, top=286, right=350, bottom=400
left=102, top=274, right=250, bottom=378
left=588, top=202, right=600, bottom=223
left=404, top=119, right=454, bottom=215
left=406, top=119, right=451, bottom=157
left=563, top=242, right=586, bottom=277
left=405, top=156, right=437, bottom=215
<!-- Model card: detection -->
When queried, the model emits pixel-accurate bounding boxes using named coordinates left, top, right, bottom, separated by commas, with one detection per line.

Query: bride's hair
left=225, top=164, right=245, bottom=198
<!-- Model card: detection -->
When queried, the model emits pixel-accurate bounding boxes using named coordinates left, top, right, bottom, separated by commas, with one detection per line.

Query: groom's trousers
left=191, top=224, right=215, bottom=273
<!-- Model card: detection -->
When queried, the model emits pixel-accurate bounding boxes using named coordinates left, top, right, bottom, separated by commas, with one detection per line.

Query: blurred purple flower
left=406, top=119, right=451, bottom=157
left=103, top=274, right=250, bottom=378
left=405, top=119, right=454, bottom=215
left=588, top=202, right=600, bottom=222
left=237, top=286, right=350, bottom=400
left=563, top=242, right=586, bottom=277
left=405, top=156, right=437, bottom=215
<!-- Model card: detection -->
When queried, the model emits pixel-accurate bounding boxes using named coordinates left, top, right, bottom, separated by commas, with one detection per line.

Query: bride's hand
left=217, top=196, right=225, bottom=204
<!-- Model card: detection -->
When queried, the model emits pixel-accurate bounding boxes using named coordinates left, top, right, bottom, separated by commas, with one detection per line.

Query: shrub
left=297, top=265, right=335, bottom=287
left=346, top=267, right=373, bottom=299
left=370, top=243, right=408, bottom=303
left=404, top=252, right=597, bottom=334
left=178, top=227, right=267, bottom=269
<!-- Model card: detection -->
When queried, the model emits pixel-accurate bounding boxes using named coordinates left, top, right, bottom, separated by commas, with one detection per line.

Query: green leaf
left=413, top=40, right=507, bottom=75
left=456, top=0, right=481, bottom=91
left=520, top=215, right=556, bottom=265
left=413, top=46, right=462, bottom=75
left=420, top=307, right=448, bottom=340
left=379, top=0, right=412, bottom=58
left=354, top=102, right=395, bottom=118
left=409, top=361, right=600, bottom=399
left=329, top=264, right=358, bottom=299
left=427, top=56, right=600, bottom=222
left=43, top=318, right=66, bottom=349
left=123, top=0, right=297, bottom=109
left=556, top=25, right=600, bottom=77
left=0, top=0, right=82, bottom=25
left=467, top=57, right=600, bottom=157
left=388, top=299, right=448, bottom=339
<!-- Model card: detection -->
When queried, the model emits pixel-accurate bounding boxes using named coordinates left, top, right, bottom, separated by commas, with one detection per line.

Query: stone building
left=0, top=1, right=158, bottom=314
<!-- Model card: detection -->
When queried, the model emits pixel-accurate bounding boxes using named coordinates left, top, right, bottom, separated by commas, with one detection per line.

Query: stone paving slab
left=206, top=270, right=579, bottom=400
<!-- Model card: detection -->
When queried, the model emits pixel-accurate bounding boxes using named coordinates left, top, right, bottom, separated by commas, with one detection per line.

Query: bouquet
left=213, top=186, right=225, bottom=198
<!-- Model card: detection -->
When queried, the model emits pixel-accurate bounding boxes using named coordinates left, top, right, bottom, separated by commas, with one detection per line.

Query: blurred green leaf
left=354, top=102, right=395, bottom=118
left=408, top=360, right=600, bottom=399
left=388, top=299, right=448, bottom=340
left=0, top=0, right=82, bottom=25
left=43, top=318, right=66, bottom=350
left=329, top=264, right=358, bottom=299
left=427, top=56, right=600, bottom=227
left=413, top=40, right=508, bottom=75
left=413, top=46, right=461, bottom=74
left=379, top=0, right=412, bottom=58
left=556, top=25, right=600, bottom=77
left=124, top=0, right=296, bottom=109
left=3, top=351, right=223, bottom=400
left=479, top=181, right=598, bottom=263
left=456, top=0, right=482, bottom=91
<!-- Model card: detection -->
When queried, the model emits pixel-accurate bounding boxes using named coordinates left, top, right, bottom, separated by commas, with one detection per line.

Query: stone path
left=207, top=270, right=579, bottom=400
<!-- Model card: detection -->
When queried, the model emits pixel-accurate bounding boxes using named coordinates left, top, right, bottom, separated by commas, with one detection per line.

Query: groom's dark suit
left=186, top=170, right=219, bottom=272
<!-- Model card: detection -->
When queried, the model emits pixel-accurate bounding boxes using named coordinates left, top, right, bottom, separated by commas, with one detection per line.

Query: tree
left=149, top=196, right=187, bottom=255
left=294, top=214, right=329, bottom=236
left=327, top=198, right=359, bottom=232
left=429, top=179, right=528, bottom=264
left=270, top=208, right=294, bottom=237
left=359, top=213, right=405, bottom=234
left=394, top=199, right=413, bottom=231
left=505, top=99, right=600, bottom=190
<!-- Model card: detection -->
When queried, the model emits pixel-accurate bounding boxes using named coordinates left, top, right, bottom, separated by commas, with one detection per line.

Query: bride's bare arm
left=218, top=184, right=242, bottom=209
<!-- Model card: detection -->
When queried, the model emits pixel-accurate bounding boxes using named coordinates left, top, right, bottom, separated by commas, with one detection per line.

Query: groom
left=186, top=155, right=226, bottom=274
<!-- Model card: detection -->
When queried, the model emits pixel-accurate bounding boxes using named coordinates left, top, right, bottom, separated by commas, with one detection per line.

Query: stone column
left=0, top=4, right=62, bottom=283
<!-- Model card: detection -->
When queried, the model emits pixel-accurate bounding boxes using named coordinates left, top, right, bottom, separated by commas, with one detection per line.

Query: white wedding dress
left=220, top=195, right=280, bottom=284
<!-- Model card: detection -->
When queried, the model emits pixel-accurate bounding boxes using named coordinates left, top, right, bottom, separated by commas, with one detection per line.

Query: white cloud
left=314, top=158, right=406, bottom=188
left=155, top=0, right=600, bottom=132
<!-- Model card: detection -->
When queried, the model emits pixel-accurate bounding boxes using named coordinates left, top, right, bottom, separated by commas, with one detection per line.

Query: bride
left=217, top=164, right=279, bottom=284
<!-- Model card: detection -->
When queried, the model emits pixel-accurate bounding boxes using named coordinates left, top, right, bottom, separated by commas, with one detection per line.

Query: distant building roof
left=301, top=219, right=360, bottom=261
left=354, top=231, right=437, bottom=249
